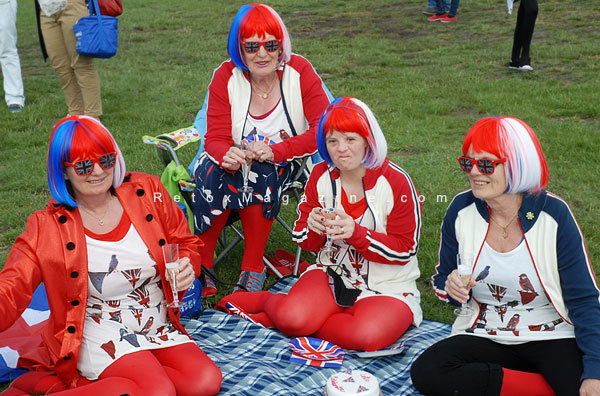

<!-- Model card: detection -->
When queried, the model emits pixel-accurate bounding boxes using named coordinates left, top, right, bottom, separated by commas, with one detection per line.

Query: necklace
left=79, top=197, right=112, bottom=226
left=251, top=76, right=278, bottom=99
left=490, top=212, right=519, bottom=239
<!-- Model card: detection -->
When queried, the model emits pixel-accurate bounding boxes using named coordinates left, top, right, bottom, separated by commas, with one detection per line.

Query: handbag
left=73, top=0, right=118, bottom=58
left=98, top=0, right=123, bottom=17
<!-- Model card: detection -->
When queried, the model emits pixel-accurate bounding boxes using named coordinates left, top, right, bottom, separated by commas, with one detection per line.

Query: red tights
left=220, top=269, right=414, bottom=351
left=2, top=343, right=222, bottom=396
left=200, top=205, right=274, bottom=272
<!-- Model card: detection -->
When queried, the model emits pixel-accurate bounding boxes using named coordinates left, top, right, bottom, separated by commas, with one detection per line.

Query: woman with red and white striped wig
left=218, top=97, right=422, bottom=351
left=191, top=3, right=331, bottom=297
left=411, top=117, right=600, bottom=396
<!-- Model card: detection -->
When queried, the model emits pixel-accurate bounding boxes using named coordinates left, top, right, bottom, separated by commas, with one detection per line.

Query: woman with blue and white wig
left=217, top=97, right=423, bottom=352
left=192, top=3, right=331, bottom=296
left=411, top=116, right=600, bottom=396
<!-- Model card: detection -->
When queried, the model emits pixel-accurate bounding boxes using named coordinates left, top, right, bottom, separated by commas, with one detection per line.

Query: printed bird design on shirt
left=498, top=313, right=520, bottom=331
left=137, top=316, right=154, bottom=336
left=108, top=254, right=118, bottom=274
left=475, top=266, right=491, bottom=282
left=119, top=329, right=140, bottom=348
left=518, top=273, right=539, bottom=305
left=279, top=129, right=290, bottom=140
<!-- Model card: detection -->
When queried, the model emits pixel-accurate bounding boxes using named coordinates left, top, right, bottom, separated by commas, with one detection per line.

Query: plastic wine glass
left=320, top=207, right=339, bottom=255
left=163, top=243, right=179, bottom=308
left=454, top=254, right=474, bottom=317
left=240, top=140, right=254, bottom=194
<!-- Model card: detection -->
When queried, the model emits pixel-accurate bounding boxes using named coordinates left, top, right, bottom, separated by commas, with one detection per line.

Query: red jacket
left=0, top=172, right=203, bottom=388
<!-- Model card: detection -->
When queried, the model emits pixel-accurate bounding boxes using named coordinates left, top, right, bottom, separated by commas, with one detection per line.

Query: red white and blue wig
left=317, top=97, right=388, bottom=169
left=47, top=115, right=126, bottom=207
left=227, top=3, right=292, bottom=71
left=462, top=116, right=549, bottom=194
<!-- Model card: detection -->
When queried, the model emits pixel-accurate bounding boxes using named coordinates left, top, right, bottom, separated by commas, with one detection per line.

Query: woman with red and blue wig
left=217, top=97, right=423, bottom=351
left=0, top=116, right=221, bottom=395
left=411, top=117, right=600, bottom=396
left=191, top=3, right=331, bottom=296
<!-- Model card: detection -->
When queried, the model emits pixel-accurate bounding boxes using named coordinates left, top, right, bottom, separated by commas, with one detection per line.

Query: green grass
left=1, top=0, right=600, bottom=331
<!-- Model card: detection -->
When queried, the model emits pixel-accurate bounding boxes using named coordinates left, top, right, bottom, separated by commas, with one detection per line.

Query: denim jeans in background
left=435, top=0, right=459, bottom=16
left=429, top=0, right=450, bottom=12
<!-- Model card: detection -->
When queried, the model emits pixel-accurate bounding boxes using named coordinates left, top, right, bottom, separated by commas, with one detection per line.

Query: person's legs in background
left=60, top=0, right=102, bottom=118
left=510, top=0, right=538, bottom=70
left=424, top=0, right=449, bottom=15
left=40, top=0, right=102, bottom=117
left=445, top=0, right=460, bottom=19
left=0, top=0, right=25, bottom=112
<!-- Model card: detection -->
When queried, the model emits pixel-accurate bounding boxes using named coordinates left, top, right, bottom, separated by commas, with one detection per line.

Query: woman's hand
left=580, top=378, right=600, bottom=396
left=307, top=207, right=327, bottom=235
left=326, top=208, right=355, bottom=241
left=249, top=141, right=274, bottom=163
left=175, top=257, right=196, bottom=292
left=221, top=146, right=246, bottom=171
left=445, top=269, right=476, bottom=304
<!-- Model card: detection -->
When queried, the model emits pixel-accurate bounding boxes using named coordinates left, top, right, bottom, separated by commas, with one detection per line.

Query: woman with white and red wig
left=0, top=116, right=221, bottom=395
left=217, top=97, right=423, bottom=351
left=191, top=3, right=331, bottom=296
left=411, top=117, right=600, bottom=396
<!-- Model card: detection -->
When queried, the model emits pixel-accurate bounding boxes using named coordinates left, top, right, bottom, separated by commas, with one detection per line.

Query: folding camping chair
left=142, top=125, right=311, bottom=280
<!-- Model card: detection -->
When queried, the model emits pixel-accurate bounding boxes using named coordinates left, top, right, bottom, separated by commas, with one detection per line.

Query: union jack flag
left=288, top=337, right=344, bottom=368
left=487, top=283, right=507, bottom=302
left=223, top=302, right=263, bottom=326
left=122, top=268, right=142, bottom=288
left=128, top=285, right=151, bottom=308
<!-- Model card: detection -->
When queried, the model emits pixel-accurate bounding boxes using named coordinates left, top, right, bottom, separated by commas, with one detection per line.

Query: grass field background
left=1, top=0, right=599, bottom=327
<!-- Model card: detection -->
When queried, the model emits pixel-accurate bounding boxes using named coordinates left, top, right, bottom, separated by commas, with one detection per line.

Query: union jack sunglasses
left=64, top=152, right=117, bottom=176
left=457, top=156, right=506, bottom=175
left=241, top=39, right=281, bottom=54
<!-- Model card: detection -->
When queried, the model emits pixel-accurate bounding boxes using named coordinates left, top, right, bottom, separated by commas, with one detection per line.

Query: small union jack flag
left=288, top=337, right=344, bottom=368
left=223, top=302, right=263, bottom=327
left=487, top=283, right=507, bottom=302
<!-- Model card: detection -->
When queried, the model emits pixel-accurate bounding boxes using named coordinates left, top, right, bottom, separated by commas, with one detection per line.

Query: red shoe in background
left=440, top=15, right=457, bottom=23
left=427, top=13, right=447, bottom=21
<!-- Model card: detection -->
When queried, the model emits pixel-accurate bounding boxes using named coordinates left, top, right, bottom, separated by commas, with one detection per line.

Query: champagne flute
left=163, top=243, right=179, bottom=308
left=454, top=254, right=474, bottom=316
left=320, top=207, right=338, bottom=255
left=240, top=140, right=253, bottom=194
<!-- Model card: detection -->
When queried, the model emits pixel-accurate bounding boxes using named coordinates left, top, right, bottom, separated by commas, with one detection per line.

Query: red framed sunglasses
left=64, top=152, right=117, bottom=176
left=241, top=39, right=281, bottom=54
left=458, top=156, right=506, bottom=175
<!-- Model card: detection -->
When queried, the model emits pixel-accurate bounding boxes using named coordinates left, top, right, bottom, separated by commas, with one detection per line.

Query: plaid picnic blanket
left=183, top=277, right=451, bottom=395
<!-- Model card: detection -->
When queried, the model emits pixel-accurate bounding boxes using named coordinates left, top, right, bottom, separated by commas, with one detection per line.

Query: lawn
left=1, top=0, right=599, bottom=328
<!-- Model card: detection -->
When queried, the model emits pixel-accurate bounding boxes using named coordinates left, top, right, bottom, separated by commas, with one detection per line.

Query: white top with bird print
left=76, top=214, right=193, bottom=379
left=463, top=240, right=574, bottom=344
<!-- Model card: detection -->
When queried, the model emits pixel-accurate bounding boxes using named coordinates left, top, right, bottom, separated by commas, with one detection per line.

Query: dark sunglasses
left=457, top=156, right=506, bottom=175
left=241, top=39, right=281, bottom=54
left=64, top=152, right=117, bottom=176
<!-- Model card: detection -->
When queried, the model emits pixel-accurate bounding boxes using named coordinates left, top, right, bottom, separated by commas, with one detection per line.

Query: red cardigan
left=0, top=172, right=203, bottom=388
